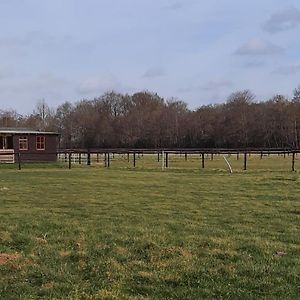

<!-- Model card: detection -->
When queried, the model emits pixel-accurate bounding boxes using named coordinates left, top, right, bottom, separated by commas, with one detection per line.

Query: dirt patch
left=96, top=289, right=119, bottom=299
left=0, top=253, right=21, bottom=265
left=164, top=246, right=193, bottom=258
left=59, top=250, right=71, bottom=258
left=274, top=251, right=287, bottom=257
left=179, top=248, right=193, bottom=258
left=35, top=237, right=48, bottom=245
left=96, top=243, right=110, bottom=250
left=42, top=282, right=54, bottom=289
left=0, top=231, right=12, bottom=243
left=114, top=246, right=129, bottom=255
left=74, top=242, right=81, bottom=249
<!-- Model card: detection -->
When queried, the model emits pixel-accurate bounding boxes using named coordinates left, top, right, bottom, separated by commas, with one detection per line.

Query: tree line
left=1, top=87, right=300, bottom=149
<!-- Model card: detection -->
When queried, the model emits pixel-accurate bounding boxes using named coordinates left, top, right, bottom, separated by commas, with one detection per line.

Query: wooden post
left=166, top=152, right=169, bottom=168
left=260, top=152, right=263, bottom=159
left=157, top=152, right=160, bottom=162
left=284, top=152, right=286, bottom=159
left=211, top=153, right=214, bottom=161
left=202, top=152, right=205, bottom=169
left=17, top=152, right=21, bottom=170
left=87, top=150, right=91, bottom=166
left=104, top=153, right=107, bottom=167
left=185, top=152, right=187, bottom=161
left=107, top=152, right=110, bottom=168
left=68, top=152, right=72, bottom=169
left=79, top=152, right=81, bottom=164
left=133, top=152, right=136, bottom=167
left=237, top=152, right=239, bottom=160
left=244, top=152, right=247, bottom=170
left=127, top=153, right=130, bottom=162
left=292, top=152, right=296, bottom=171
left=96, top=153, right=99, bottom=163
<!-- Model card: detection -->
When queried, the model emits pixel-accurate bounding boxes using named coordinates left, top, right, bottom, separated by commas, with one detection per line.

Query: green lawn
left=0, top=156, right=299, bottom=299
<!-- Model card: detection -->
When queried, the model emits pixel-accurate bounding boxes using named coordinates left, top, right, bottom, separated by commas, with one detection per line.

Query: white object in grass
left=223, top=155, right=233, bottom=173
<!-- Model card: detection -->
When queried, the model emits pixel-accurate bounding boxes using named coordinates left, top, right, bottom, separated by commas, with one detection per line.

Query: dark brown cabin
left=0, top=128, right=59, bottom=163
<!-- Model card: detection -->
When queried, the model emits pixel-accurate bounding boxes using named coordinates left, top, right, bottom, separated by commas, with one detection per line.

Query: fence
left=0, top=148, right=299, bottom=172
left=57, top=148, right=299, bottom=172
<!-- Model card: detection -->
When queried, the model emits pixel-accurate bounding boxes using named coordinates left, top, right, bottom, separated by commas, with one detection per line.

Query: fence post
left=292, top=152, right=296, bottom=171
left=87, top=150, right=91, bottom=166
left=107, top=152, right=110, bottom=168
left=157, top=152, right=160, bottom=162
left=133, top=152, right=136, bottom=167
left=17, top=152, right=21, bottom=170
left=244, top=152, right=247, bottom=170
left=166, top=152, right=169, bottom=168
left=68, top=152, right=72, bottom=169
left=79, top=152, right=81, bottom=164
left=211, top=153, right=214, bottom=161
left=202, top=152, right=205, bottom=168
left=185, top=152, right=187, bottom=161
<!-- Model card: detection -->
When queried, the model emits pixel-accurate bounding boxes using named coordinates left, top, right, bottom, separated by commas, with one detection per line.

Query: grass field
left=0, top=155, right=299, bottom=299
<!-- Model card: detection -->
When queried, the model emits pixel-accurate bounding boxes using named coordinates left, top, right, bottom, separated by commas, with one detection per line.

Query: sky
left=0, top=0, right=300, bottom=113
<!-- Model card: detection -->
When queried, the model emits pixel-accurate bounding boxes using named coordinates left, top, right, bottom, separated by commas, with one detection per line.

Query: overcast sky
left=0, top=0, right=300, bottom=113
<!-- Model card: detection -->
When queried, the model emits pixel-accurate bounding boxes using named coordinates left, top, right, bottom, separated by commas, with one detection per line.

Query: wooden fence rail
left=56, top=148, right=299, bottom=172
left=0, top=148, right=299, bottom=171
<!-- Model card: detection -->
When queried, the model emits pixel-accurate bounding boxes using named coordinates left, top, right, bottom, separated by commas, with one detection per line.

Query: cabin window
left=19, top=136, right=28, bottom=150
left=36, top=136, right=45, bottom=150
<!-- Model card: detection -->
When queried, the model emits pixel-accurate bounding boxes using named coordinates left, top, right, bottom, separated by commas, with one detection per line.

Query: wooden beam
left=292, top=152, right=296, bottom=172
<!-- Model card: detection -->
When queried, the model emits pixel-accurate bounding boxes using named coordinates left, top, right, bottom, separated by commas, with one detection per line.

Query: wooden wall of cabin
left=13, top=134, right=58, bottom=162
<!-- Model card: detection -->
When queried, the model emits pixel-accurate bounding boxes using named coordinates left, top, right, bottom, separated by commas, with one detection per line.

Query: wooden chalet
left=0, top=128, right=59, bottom=163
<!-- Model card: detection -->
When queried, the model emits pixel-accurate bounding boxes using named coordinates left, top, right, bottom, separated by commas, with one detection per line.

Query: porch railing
left=0, top=149, right=15, bottom=163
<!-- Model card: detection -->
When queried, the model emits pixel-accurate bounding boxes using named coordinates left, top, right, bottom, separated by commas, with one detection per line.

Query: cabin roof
left=0, top=128, right=59, bottom=135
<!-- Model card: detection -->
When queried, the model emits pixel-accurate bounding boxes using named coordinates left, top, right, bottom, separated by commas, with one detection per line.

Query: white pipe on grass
left=223, top=155, right=233, bottom=173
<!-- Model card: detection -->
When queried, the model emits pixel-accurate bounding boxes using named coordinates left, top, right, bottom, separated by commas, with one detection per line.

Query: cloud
left=0, top=73, right=71, bottom=111
left=0, top=31, right=73, bottom=50
left=0, top=73, right=70, bottom=94
left=235, top=38, right=283, bottom=56
left=77, top=76, right=120, bottom=95
left=142, top=68, right=166, bottom=78
left=164, top=2, right=184, bottom=11
left=263, top=7, right=300, bottom=33
left=0, top=66, right=15, bottom=79
left=244, top=60, right=265, bottom=68
left=272, top=64, right=300, bottom=75
left=200, top=80, right=233, bottom=91
left=179, top=79, right=233, bottom=93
